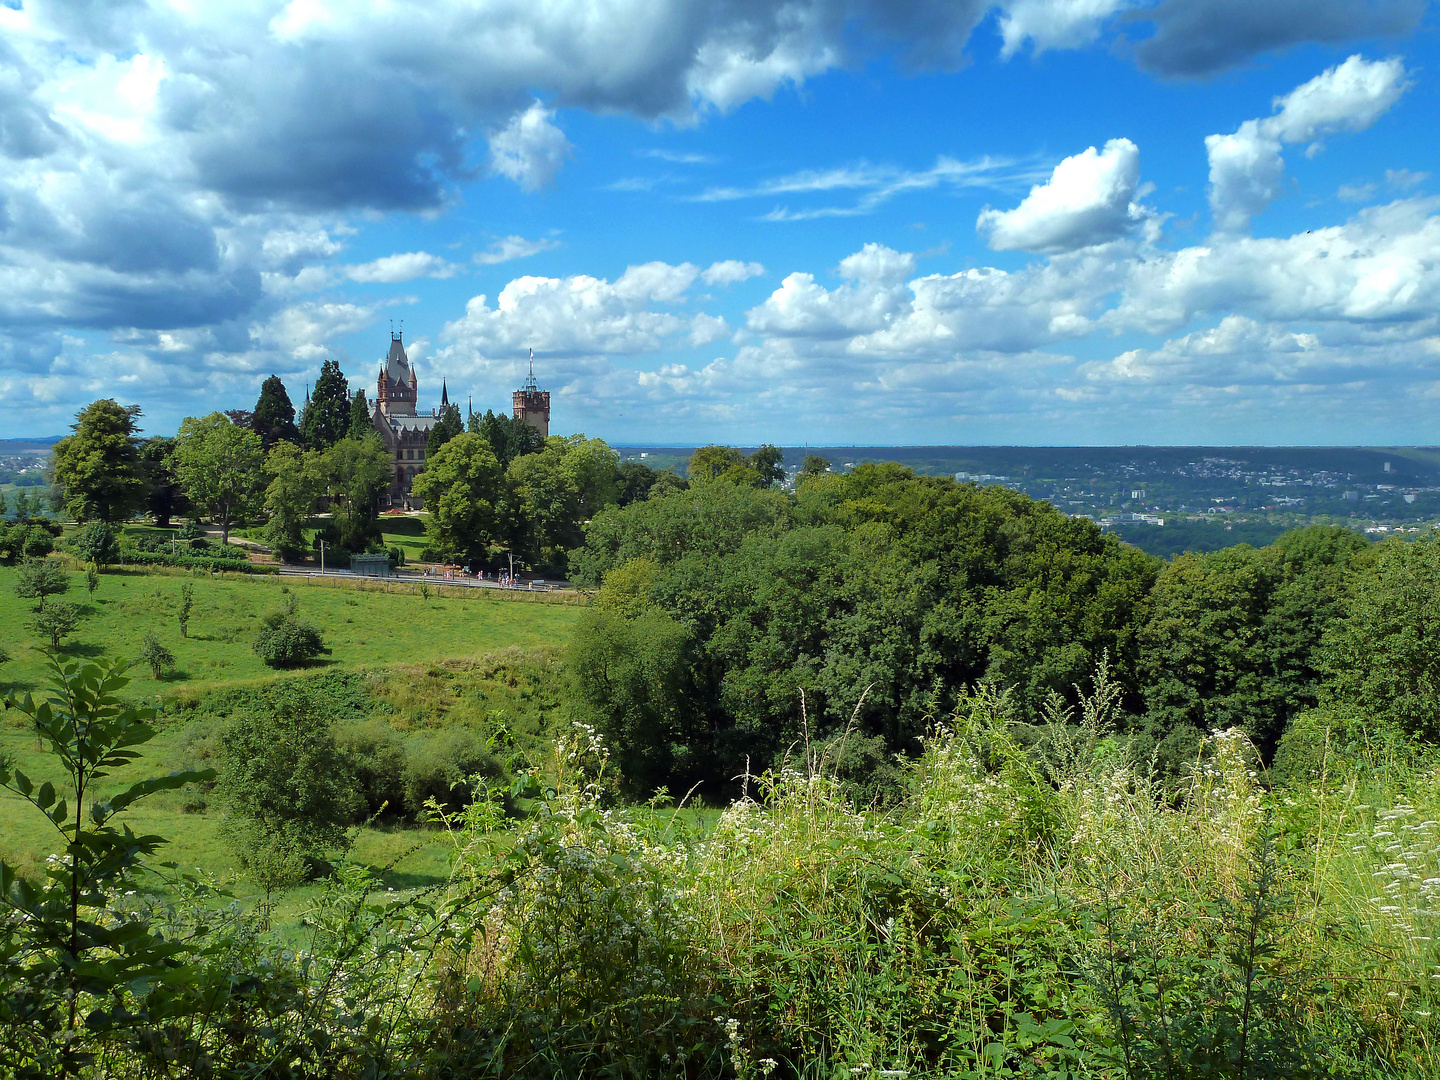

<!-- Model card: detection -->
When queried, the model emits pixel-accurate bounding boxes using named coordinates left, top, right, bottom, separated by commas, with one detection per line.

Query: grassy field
left=0, top=563, right=584, bottom=916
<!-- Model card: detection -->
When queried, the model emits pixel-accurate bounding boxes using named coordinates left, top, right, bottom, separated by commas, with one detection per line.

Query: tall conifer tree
left=253, top=375, right=301, bottom=448
left=299, top=359, right=351, bottom=450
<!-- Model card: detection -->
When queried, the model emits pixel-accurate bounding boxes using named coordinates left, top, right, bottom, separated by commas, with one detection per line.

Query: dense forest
left=566, top=463, right=1420, bottom=804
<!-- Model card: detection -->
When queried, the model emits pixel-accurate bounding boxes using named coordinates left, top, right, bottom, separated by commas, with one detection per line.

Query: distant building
left=370, top=332, right=550, bottom=508
left=512, top=349, right=551, bottom=438
left=372, top=332, right=444, bottom=508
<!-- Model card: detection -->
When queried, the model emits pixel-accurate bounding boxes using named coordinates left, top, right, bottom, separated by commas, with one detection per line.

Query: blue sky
left=1, top=0, right=1438, bottom=445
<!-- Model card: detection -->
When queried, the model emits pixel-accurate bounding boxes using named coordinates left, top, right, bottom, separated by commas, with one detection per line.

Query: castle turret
left=512, top=349, right=550, bottom=437
left=376, top=332, right=418, bottom=417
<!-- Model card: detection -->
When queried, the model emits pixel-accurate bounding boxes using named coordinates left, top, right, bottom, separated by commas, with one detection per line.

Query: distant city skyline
left=1, top=2, right=1438, bottom=445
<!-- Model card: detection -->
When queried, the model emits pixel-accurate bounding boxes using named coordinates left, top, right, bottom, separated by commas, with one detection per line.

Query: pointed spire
left=441, top=378, right=449, bottom=407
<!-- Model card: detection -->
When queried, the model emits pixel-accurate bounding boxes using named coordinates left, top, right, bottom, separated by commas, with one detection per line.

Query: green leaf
left=12, top=770, right=33, bottom=797
left=35, top=781, right=55, bottom=810
left=99, top=769, right=216, bottom=819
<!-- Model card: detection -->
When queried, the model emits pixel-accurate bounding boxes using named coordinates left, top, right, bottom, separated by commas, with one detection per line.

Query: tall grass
left=6, top=667, right=1440, bottom=1077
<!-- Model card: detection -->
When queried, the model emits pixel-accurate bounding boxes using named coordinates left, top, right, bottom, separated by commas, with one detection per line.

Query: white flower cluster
left=1349, top=804, right=1440, bottom=937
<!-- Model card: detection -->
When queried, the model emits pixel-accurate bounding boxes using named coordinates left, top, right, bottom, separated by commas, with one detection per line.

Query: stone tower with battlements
left=512, top=349, right=550, bottom=437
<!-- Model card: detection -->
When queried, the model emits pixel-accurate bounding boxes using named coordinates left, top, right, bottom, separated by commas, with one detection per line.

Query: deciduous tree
left=262, top=441, right=321, bottom=561
left=1323, top=533, right=1440, bottom=740
left=50, top=399, right=145, bottom=523
left=29, top=600, right=83, bottom=650
left=411, top=432, right=505, bottom=563
left=68, top=521, right=118, bottom=568
left=470, top=408, right=545, bottom=467
left=218, top=681, right=360, bottom=887
left=316, top=435, right=391, bottom=554
left=15, top=557, right=69, bottom=610
left=173, top=413, right=267, bottom=546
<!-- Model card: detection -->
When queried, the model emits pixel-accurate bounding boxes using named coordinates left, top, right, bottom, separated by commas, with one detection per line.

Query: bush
left=68, top=520, right=119, bottom=566
left=252, top=610, right=327, bottom=668
left=117, top=548, right=271, bottom=573
left=0, top=520, right=60, bottom=562
left=402, top=729, right=502, bottom=815
left=217, top=681, right=363, bottom=888
left=14, top=557, right=68, bottom=610
left=335, top=719, right=408, bottom=819
left=1270, top=707, right=1359, bottom=788
left=176, top=520, right=205, bottom=540
left=137, top=632, right=175, bottom=680
left=27, top=599, right=84, bottom=649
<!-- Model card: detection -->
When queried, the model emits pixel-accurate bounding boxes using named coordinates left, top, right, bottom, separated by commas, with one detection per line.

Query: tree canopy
left=411, top=432, right=506, bottom=563
left=50, top=399, right=146, bottom=523
left=174, top=413, right=267, bottom=545
left=569, top=465, right=1161, bottom=797
left=299, top=359, right=352, bottom=450
left=252, top=375, right=301, bottom=449
left=470, top=409, right=545, bottom=467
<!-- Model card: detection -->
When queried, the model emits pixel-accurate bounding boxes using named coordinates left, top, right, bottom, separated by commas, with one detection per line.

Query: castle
left=370, top=331, right=549, bottom=509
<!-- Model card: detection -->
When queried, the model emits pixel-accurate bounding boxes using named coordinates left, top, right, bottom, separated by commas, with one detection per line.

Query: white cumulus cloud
left=997, top=0, right=1132, bottom=58
left=1206, top=55, right=1410, bottom=232
left=977, top=138, right=1150, bottom=252
left=489, top=101, right=572, bottom=192
left=701, top=260, right=766, bottom=285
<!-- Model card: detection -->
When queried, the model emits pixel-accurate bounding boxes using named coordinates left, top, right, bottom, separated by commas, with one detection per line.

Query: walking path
left=274, top=566, right=574, bottom=592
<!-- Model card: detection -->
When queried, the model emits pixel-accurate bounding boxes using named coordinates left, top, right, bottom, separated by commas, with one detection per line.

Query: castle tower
left=512, top=349, right=550, bottom=437
left=376, top=332, right=418, bottom=417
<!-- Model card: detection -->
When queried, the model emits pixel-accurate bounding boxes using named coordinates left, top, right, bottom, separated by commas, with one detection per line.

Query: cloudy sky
left=2, top=0, right=1438, bottom=445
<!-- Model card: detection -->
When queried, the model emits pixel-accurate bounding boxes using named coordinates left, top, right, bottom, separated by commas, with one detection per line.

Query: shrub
left=68, top=520, right=119, bottom=567
left=14, top=557, right=69, bottom=610
left=0, top=656, right=214, bottom=1075
left=28, top=600, right=83, bottom=650
left=137, top=632, right=175, bottom=680
left=0, top=521, right=59, bottom=562
left=176, top=520, right=205, bottom=540
left=85, top=567, right=99, bottom=596
left=116, top=549, right=266, bottom=573
left=217, top=682, right=363, bottom=888
left=402, top=729, right=502, bottom=815
left=335, top=719, right=407, bottom=819
left=252, top=610, right=327, bottom=668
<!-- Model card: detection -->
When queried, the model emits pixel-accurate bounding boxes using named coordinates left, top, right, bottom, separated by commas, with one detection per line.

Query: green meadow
left=0, top=563, right=584, bottom=917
